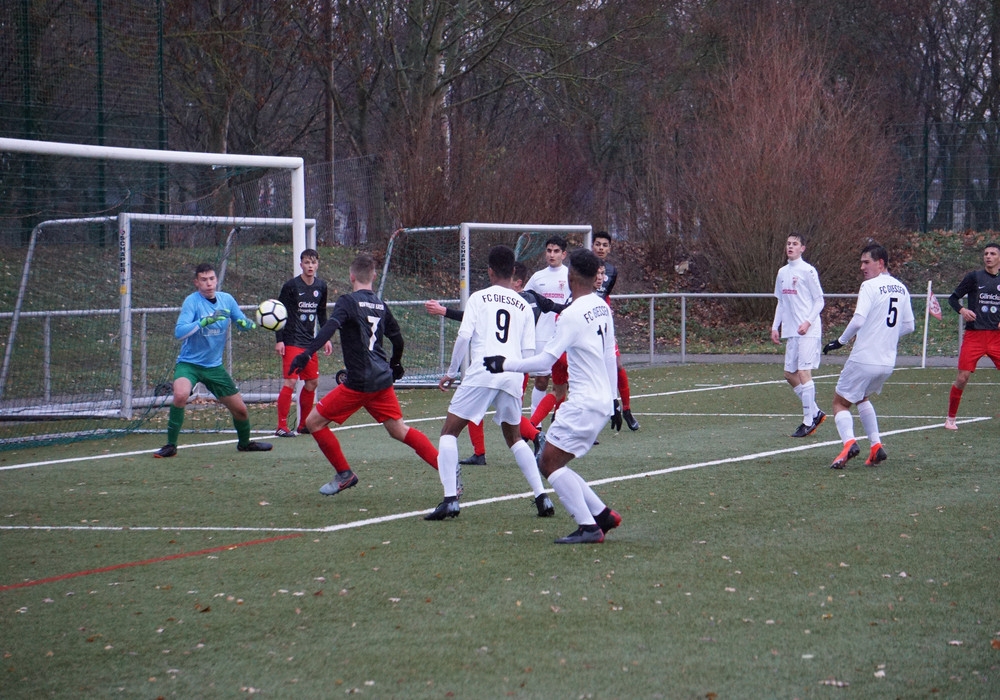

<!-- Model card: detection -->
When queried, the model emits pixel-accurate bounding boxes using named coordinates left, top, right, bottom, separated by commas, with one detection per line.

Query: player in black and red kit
left=592, top=230, right=640, bottom=431
left=274, top=249, right=332, bottom=437
left=944, top=242, right=1000, bottom=430
left=290, top=253, right=439, bottom=496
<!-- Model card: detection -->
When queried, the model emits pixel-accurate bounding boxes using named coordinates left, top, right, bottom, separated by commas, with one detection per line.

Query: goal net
left=378, top=223, right=592, bottom=385
left=0, top=138, right=310, bottom=450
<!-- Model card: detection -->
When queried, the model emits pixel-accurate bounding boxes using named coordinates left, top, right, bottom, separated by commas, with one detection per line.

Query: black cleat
left=830, top=441, right=860, bottom=469
left=595, top=507, right=622, bottom=534
left=459, top=453, right=486, bottom=465
left=296, top=426, right=310, bottom=435
left=535, top=493, right=555, bottom=517
left=791, top=422, right=812, bottom=438
left=424, top=498, right=460, bottom=520
left=274, top=428, right=296, bottom=438
left=153, top=443, right=177, bottom=458
left=865, top=443, right=888, bottom=467
left=811, top=410, right=826, bottom=432
left=623, top=409, right=640, bottom=431
left=554, top=525, right=604, bottom=544
left=237, top=440, right=273, bottom=452
left=532, top=430, right=547, bottom=457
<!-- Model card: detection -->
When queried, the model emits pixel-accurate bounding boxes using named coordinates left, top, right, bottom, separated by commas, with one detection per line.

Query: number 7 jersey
left=456, top=284, right=536, bottom=396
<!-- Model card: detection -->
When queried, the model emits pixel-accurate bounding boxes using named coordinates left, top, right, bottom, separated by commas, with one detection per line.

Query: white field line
left=0, top=416, right=989, bottom=535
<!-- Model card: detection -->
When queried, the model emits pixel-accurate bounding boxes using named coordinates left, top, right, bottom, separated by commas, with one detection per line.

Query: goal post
left=0, top=137, right=313, bottom=449
left=378, top=223, right=592, bottom=385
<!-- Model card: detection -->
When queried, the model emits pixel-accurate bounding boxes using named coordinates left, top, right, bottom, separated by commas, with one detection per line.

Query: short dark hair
left=983, top=242, right=1000, bottom=254
left=488, top=245, right=515, bottom=279
left=568, top=248, right=601, bottom=280
left=594, top=230, right=612, bottom=244
left=788, top=231, right=805, bottom=246
left=545, top=235, right=568, bottom=252
left=512, top=261, right=529, bottom=285
left=350, top=253, right=377, bottom=283
left=862, top=242, right=888, bottom=265
left=194, top=262, right=215, bottom=277
left=301, top=248, right=319, bottom=260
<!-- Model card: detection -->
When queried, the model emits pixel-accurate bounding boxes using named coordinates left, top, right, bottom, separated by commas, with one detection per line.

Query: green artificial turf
left=1, top=364, right=998, bottom=698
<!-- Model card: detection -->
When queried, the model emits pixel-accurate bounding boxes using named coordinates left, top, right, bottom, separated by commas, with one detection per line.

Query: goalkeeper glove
left=198, top=309, right=229, bottom=328
left=610, top=399, right=623, bottom=432
left=482, top=355, right=506, bottom=373
left=391, top=362, right=405, bottom=381
left=235, top=317, right=256, bottom=330
left=822, top=339, right=844, bottom=354
left=288, top=352, right=310, bottom=376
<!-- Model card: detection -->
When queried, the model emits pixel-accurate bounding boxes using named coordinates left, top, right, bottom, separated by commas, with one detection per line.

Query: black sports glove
left=610, top=399, right=623, bottom=432
left=288, top=352, right=310, bottom=376
left=483, top=355, right=506, bottom=373
left=822, top=339, right=844, bottom=355
left=391, top=361, right=405, bottom=381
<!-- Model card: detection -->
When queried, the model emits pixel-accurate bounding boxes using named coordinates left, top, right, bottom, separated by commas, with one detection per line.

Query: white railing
left=0, top=291, right=958, bottom=418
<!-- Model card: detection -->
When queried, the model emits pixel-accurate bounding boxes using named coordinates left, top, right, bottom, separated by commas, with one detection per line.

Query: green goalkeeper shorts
left=174, top=362, right=239, bottom=399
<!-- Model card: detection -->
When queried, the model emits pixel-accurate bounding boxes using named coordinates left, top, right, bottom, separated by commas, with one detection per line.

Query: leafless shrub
left=685, top=16, right=897, bottom=316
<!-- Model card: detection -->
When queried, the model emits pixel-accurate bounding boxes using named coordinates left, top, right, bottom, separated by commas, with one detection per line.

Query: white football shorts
left=545, top=402, right=610, bottom=458
left=447, top=384, right=523, bottom=426
left=835, top=360, right=893, bottom=404
left=784, top=336, right=822, bottom=373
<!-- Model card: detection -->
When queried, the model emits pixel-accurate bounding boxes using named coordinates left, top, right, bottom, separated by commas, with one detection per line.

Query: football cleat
left=274, top=428, right=296, bottom=438
left=319, top=471, right=359, bottom=496
left=623, top=409, right=640, bottom=431
left=297, top=426, right=310, bottom=435
left=790, top=422, right=812, bottom=438
left=153, top=443, right=177, bottom=458
left=237, top=440, right=272, bottom=452
left=554, top=525, right=604, bottom=544
left=811, top=410, right=827, bottom=431
left=535, top=494, right=555, bottom=517
left=595, top=507, right=622, bottom=534
left=943, top=417, right=958, bottom=431
left=533, top=430, right=547, bottom=457
left=424, top=498, right=460, bottom=520
left=830, top=440, right=860, bottom=469
left=865, top=443, right=887, bottom=467
left=458, top=453, right=486, bottom=465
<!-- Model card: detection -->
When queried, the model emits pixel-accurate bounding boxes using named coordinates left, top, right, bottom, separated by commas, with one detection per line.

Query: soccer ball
left=255, top=299, right=287, bottom=331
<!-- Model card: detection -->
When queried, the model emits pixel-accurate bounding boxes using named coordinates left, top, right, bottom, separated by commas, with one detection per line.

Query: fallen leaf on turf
left=992, top=639, right=1000, bottom=650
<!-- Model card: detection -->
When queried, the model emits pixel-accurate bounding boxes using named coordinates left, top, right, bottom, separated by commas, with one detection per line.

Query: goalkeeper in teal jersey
left=153, top=262, right=272, bottom=458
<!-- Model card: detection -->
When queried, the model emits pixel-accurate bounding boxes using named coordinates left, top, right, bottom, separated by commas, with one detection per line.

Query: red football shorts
left=283, top=346, right=319, bottom=381
left=551, top=353, right=569, bottom=385
left=315, top=384, right=403, bottom=425
left=957, top=329, right=1000, bottom=372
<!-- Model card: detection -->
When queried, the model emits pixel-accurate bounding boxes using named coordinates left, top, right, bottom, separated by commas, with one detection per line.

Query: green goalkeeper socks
left=234, top=417, right=252, bottom=447
left=166, top=405, right=185, bottom=446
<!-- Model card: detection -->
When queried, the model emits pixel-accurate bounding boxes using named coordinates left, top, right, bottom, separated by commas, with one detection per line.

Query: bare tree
left=685, top=16, right=896, bottom=305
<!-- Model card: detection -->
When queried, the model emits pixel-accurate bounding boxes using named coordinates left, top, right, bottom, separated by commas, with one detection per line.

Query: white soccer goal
left=0, top=138, right=311, bottom=448
left=378, top=223, right=592, bottom=385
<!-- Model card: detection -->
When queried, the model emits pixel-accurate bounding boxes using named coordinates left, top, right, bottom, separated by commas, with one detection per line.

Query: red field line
left=0, top=533, right=303, bottom=591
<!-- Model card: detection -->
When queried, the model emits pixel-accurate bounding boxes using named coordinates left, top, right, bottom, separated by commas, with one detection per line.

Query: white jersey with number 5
left=456, top=284, right=536, bottom=396
left=542, top=292, right=617, bottom=414
left=848, top=272, right=913, bottom=367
